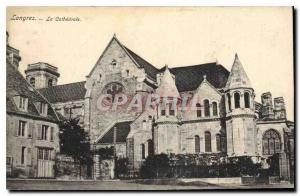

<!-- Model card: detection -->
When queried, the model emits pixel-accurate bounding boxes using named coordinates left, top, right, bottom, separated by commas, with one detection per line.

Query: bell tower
left=225, top=54, right=256, bottom=156
left=25, top=62, right=60, bottom=89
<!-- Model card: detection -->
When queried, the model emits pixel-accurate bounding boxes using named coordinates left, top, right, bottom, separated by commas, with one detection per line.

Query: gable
left=86, top=37, right=146, bottom=88
left=193, top=79, right=222, bottom=103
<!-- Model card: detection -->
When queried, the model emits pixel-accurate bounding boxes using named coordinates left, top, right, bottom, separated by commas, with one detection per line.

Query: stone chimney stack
left=261, top=92, right=274, bottom=119
left=6, top=31, right=22, bottom=69
left=274, top=97, right=287, bottom=119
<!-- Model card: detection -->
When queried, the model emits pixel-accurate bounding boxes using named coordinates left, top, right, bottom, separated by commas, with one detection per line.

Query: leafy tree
left=59, top=118, right=92, bottom=177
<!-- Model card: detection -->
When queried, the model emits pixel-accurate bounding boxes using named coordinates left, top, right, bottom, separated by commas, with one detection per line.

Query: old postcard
left=6, top=7, right=294, bottom=190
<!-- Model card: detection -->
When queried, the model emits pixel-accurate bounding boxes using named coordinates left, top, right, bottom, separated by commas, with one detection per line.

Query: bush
left=139, top=154, right=263, bottom=179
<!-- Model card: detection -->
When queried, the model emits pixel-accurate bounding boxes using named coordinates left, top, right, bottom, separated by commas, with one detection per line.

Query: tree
left=59, top=118, right=92, bottom=177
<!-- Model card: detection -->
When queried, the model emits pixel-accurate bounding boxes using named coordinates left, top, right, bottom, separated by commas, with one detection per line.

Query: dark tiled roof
left=38, top=81, right=86, bottom=103
left=160, top=63, right=229, bottom=92
left=6, top=61, right=58, bottom=122
left=98, top=121, right=132, bottom=144
left=124, top=46, right=159, bottom=81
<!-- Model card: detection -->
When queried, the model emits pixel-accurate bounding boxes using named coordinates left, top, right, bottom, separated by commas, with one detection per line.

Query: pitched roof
left=156, top=66, right=180, bottom=98
left=226, top=54, right=252, bottom=89
left=123, top=46, right=159, bottom=80
left=6, top=60, right=58, bottom=122
left=160, top=62, right=229, bottom=92
left=97, top=121, right=132, bottom=144
left=38, top=81, right=86, bottom=103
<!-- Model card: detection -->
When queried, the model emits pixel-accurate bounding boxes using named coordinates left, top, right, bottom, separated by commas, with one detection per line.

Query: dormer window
left=19, top=96, right=27, bottom=110
left=14, top=96, right=28, bottom=112
left=39, top=102, right=48, bottom=116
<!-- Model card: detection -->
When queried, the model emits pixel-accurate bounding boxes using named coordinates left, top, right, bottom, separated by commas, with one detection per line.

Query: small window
left=19, top=96, right=27, bottom=110
left=244, top=92, right=250, bottom=108
left=48, top=79, right=53, bottom=87
left=169, top=104, right=175, bottom=116
left=204, top=99, right=210, bottom=117
left=29, top=78, right=35, bottom=87
left=18, top=120, right=26, bottom=137
left=234, top=92, right=240, bottom=108
left=196, top=103, right=201, bottom=117
left=141, top=144, right=145, bottom=159
left=39, top=102, right=48, bottom=115
left=195, top=135, right=200, bottom=153
left=21, top=147, right=26, bottom=165
left=41, top=125, right=49, bottom=140
left=205, top=131, right=212, bottom=152
left=126, top=70, right=129, bottom=77
left=111, top=59, right=117, bottom=67
left=147, top=139, right=154, bottom=156
left=227, top=93, right=231, bottom=111
left=50, top=127, right=54, bottom=141
left=212, top=102, right=218, bottom=116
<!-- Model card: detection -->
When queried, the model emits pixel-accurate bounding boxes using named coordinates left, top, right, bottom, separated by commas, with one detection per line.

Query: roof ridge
left=123, top=46, right=159, bottom=70
left=38, top=81, right=86, bottom=90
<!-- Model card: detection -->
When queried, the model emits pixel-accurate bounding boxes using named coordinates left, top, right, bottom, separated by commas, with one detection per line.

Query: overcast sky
left=7, top=7, right=293, bottom=120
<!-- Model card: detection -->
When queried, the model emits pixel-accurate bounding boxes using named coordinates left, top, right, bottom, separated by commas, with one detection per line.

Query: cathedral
left=21, top=35, right=294, bottom=179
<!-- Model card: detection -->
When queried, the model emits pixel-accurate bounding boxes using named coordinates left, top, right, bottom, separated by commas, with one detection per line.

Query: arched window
left=234, top=92, right=240, bottom=108
left=147, top=139, right=154, bottom=156
left=29, top=77, right=35, bottom=87
left=141, top=144, right=145, bottom=159
left=244, top=92, right=250, bottom=108
left=212, top=102, right=218, bottom=116
left=196, top=103, right=201, bottom=117
left=227, top=93, right=231, bottom=111
left=263, top=130, right=281, bottom=155
left=204, top=99, right=210, bottom=117
left=48, top=79, right=53, bottom=87
left=195, top=135, right=200, bottom=153
left=169, top=103, right=175, bottom=116
left=216, top=134, right=221, bottom=151
left=205, top=131, right=212, bottom=152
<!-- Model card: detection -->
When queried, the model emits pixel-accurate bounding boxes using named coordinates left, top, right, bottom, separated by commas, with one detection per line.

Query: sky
left=6, top=7, right=294, bottom=120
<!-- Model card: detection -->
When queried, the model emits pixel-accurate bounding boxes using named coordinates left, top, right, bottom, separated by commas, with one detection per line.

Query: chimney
left=6, top=31, right=22, bottom=69
left=261, top=92, right=274, bottom=119
left=274, top=97, right=287, bottom=119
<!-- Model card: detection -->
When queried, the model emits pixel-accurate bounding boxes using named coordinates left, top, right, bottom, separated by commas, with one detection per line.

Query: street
left=6, top=179, right=294, bottom=191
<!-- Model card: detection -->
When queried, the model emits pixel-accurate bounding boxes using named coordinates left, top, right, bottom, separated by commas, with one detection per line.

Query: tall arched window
left=204, top=99, right=210, bottom=117
left=169, top=103, right=175, bottom=116
left=141, top=144, right=145, bottom=159
left=212, top=102, right=218, bottom=116
left=227, top=93, right=232, bottom=111
left=263, top=129, right=281, bottom=155
left=244, top=92, right=250, bottom=108
left=147, top=139, right=154, bottom=156
left=216, top=134, right=221, bottom=151
left=196, top=103, right=201, bottom=117
left=29, top=77, right=35, bottom=87
left=205, top=131, right=211, bottom=152
left=234, top=92, right=240, bottom=108
left=195, top=135, right=200, bottom=153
